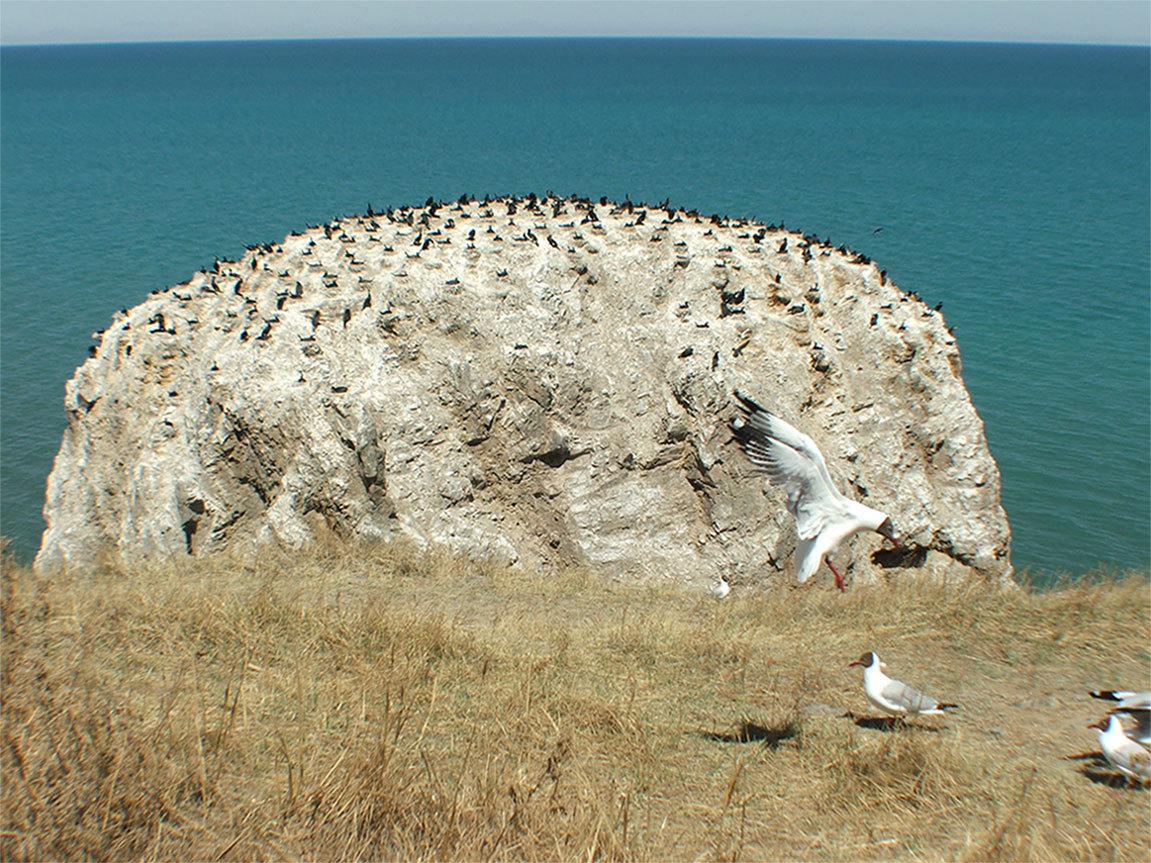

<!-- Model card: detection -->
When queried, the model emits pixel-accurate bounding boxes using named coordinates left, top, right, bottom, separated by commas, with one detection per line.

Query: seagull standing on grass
left=1090, top=690, right=1151, bottom=745
left=711, top=575, right=731, bottom=599
left=730, top=392, right=898, bottom=591
left=848, top=651, right=959, bottom=725
left=1087, top=715, right=1151, bottom=784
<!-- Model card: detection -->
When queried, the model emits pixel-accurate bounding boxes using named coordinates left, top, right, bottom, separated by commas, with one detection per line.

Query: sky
left=1, top=0, right=1148, bottom=47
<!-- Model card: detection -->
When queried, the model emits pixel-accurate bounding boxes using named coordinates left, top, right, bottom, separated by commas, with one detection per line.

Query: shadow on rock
left=871, top=544, right=928, bottom=569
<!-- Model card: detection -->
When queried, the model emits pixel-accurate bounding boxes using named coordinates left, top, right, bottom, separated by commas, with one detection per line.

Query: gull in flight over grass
left=1087, top=714, right=1151, bottom=785
left=730, top=392, right=898, bottom=590
left=1090, top=690, right=1151, bottom=745
left=848, top=651, right=958, bottom=725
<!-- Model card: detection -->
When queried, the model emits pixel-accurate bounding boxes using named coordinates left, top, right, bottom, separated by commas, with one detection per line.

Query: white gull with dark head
left=731, top=392, right=898, bottom=590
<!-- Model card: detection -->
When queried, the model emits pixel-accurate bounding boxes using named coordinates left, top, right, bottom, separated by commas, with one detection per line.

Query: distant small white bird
left=731, top=392, right=898, bottom=590
left=1090, top=690, right=1151, bottom=745
left=848, top=651, right=958, bottom=723
left=711, top=575, right=731, bottom=599
left=1087, top=714, right=1151, bottom=784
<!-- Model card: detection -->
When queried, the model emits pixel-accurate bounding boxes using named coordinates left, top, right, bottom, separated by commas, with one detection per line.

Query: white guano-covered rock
left=36, top=195, right=1013, bottom=586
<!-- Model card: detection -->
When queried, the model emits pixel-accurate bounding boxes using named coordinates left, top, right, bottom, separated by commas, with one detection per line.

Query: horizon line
left=4, top=34, right=1148, bottom=49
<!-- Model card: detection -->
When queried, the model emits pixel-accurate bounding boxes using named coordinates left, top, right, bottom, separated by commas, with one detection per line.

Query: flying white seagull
left=1087, top=714, right=1151, bottom=784
left=731, top=392, right=898, bottom=590
left=1090, top=690, right=1151, bottom=745
left=848, top=651, right=958, bottom=723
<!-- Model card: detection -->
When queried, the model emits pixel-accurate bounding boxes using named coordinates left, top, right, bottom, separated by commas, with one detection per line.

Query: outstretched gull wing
left=732, top=393, right=842, bottom=541
left=734, top=393, right=841, bottom=501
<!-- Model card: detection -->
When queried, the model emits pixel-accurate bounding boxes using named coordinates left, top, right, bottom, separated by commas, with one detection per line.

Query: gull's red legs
left=825, top=556, right=845, bottom=592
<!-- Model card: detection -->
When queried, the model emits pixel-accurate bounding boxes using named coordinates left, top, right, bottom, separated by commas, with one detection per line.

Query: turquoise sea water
left=1, top=39, right=1148, bottom=577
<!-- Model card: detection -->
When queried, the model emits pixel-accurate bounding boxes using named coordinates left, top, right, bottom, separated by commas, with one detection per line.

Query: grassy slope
left=3, top=539, right=1149, bottom=861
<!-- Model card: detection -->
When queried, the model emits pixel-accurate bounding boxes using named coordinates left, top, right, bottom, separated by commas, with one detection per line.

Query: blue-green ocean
left=1, top=39, right=1148, bottom=577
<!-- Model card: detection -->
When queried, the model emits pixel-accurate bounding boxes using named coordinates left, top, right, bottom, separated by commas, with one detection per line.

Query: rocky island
left=35, top=195, right=1012, bottom=585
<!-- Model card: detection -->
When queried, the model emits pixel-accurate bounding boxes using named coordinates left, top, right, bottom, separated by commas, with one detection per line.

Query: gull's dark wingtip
left=730, top=392, right=759, bottom=448
left=733, top=390, right=766, bottom=416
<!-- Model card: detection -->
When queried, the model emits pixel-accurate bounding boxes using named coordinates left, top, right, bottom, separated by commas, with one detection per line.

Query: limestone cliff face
left=36, top=195, right=1012, bottom=585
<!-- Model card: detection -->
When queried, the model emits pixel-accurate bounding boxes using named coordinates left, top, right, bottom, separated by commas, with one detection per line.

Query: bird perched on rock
left=730, top=392, right=898, bottom=590
left=1087, top=714, right=1151, bottom=784
left=711, top=575, right=730, bottom=599
left=1090, top=690, right=1151, bottom=745
left=848, top=651, right=958, bottom=724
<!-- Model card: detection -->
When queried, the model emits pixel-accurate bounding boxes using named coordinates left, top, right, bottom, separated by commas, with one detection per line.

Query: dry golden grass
left=2, top=536, right=1149, bottom=861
